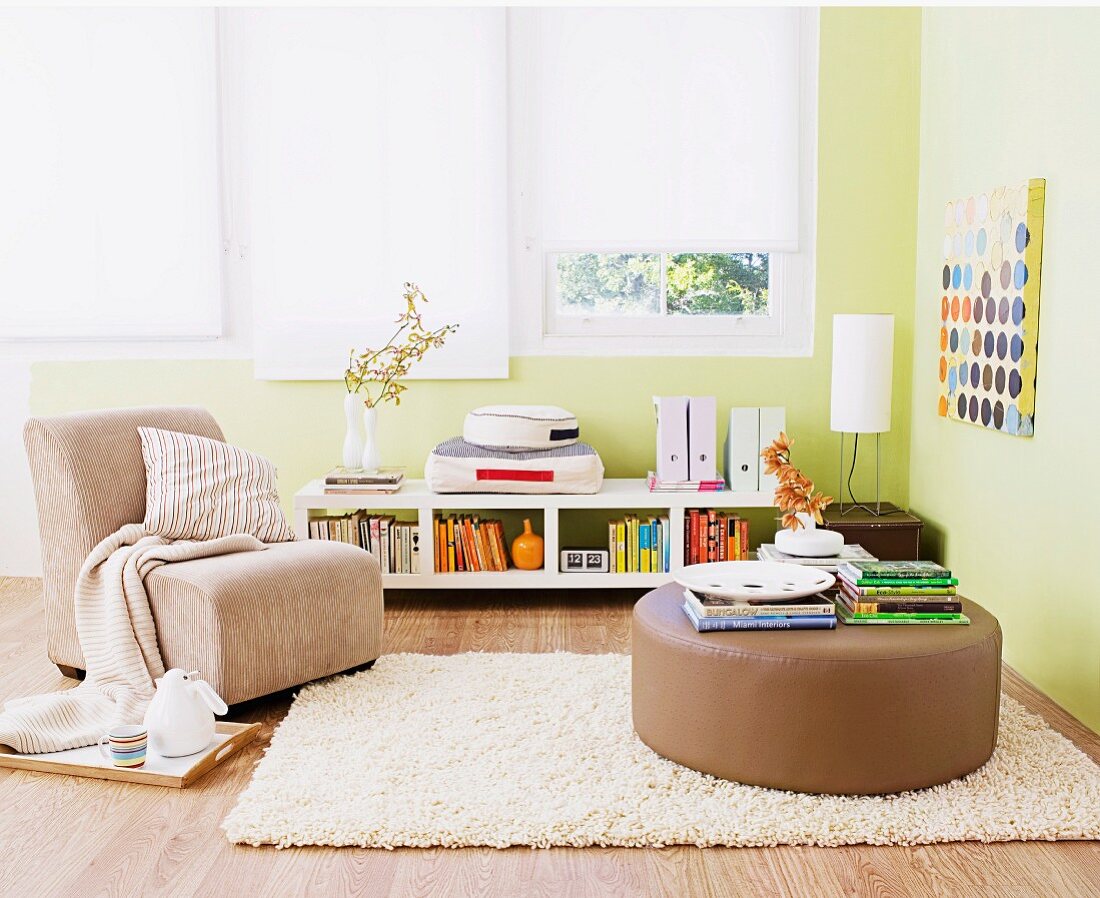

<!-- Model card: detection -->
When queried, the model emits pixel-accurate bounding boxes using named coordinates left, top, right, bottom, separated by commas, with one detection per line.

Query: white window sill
left=530, top=330, right=814, bottom=358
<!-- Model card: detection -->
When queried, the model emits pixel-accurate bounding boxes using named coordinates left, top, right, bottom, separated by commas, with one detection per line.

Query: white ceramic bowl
left=675, top=561, right=835, bottom=602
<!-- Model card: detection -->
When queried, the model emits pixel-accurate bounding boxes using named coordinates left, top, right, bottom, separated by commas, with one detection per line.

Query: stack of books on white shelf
left=322, top=466, right=406, bottom=495
left=757, top=543, right=876, bottom=573
left=646, top=472, right=726, bottom=493
left=308, top=513, right=419, bottom=574
left=608, top=515, right=672, bottom=574
left=681, top=588, right=836, bottom=631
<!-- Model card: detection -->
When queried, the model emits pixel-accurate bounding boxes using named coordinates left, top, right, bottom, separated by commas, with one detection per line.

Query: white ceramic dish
left=675, top=561, right=835, bottom=602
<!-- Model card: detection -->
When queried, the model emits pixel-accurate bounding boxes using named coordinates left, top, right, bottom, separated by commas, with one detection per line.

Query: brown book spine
left=462, top=520, right=480, bottom=571
left=707, top=509, right=717, bottom=562
left=488, top=521, right=499, bottom=571
left=496, top=522, right=510, bottom=570
left=464, top=519, right=481, bottom=576
left=471, top=520, right=484, bottom=570
left=839, top=587, right=962, bottom=614
left=456, top=517, right=466, bottom=571
left=482, top=521, right=495, bottom=571
left=433, top=518, right=440, bottom=572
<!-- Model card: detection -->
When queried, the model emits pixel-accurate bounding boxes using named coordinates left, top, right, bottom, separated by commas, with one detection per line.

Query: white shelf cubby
left=294, top=478, right=774, bottom=590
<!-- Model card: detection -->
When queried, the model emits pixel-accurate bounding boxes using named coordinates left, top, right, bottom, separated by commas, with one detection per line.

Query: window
left=235, top=8, right=509, bottom=380
left=549, top=252, right=771, bottom=337
left=0, top=9, right=222, bottom=341
left=510, top=8, right=818, bottom=356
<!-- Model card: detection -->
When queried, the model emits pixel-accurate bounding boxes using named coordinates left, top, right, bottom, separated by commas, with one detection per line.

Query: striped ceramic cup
left=98, top=724, right=148, bottom=769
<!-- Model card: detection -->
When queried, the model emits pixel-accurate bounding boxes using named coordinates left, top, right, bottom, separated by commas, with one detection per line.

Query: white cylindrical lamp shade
left=830, top=314, right=894, bottom=433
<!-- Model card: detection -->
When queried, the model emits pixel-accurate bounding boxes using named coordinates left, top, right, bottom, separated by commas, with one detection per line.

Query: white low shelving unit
left=294, top=478, right=775, bottom=589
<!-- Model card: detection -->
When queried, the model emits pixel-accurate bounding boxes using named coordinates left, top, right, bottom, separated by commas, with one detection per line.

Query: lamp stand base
left=838, top=432, right=888, bottom=517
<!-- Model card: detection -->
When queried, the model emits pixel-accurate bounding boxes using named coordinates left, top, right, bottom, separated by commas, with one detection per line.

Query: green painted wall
left=911, top=9, right=1100, bottom=731
left=29, top=8, right=923, bottom=550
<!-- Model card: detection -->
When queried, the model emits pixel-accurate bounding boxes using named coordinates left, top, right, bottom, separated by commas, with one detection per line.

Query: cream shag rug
left=223, top=653, right=1100, bottom=849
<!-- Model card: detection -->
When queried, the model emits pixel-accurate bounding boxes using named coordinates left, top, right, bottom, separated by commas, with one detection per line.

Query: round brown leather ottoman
left=631, top=582, right=1002, bottom=795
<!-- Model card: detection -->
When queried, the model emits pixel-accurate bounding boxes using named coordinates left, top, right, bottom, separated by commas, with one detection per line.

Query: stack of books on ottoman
left=681, top=589, right=836, bottom=631
left=836, top=561, right=969, bottom=625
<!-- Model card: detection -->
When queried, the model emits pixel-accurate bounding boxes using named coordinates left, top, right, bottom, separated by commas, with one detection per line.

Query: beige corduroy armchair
left=23, top=406, right=383, bottom=705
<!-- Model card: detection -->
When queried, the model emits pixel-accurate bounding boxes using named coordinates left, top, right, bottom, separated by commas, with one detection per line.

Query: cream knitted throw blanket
left=0, top=524, right=263, bottom=754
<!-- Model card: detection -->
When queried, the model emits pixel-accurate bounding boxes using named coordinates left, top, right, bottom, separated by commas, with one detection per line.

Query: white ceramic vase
left=361, top=405, right=381, bottom=473
left=342, top=393, right=364, bottom=468
left=773, top=512, right=844, bottom=558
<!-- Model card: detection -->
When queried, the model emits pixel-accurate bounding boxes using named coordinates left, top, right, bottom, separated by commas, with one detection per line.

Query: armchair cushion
left=139, top=427, right=296, bottom=543
left=146, top=540, right=383, bottom=705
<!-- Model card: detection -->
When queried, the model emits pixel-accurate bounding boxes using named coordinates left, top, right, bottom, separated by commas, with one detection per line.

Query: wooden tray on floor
left=0, top=721, right=260, bottom=788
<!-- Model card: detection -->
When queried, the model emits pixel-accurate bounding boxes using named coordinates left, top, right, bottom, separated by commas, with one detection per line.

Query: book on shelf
left=433, top=515, right=510, bottom=573
left=323, top=466, right=406, bottom=485
left=681, top=510, right=747, bottom=569
left=757, top=543, right=876, bottom=572
left=608, top=515, right=671, bottom=574
left=682, top=600, right=836, bottom=631
left=308, top=512, right=417, bottom=575
left=646, top=472, right=726, bottom=492
left=684, top=588, right=834, bottom=619
left=836, top=603, right=970, bottom=626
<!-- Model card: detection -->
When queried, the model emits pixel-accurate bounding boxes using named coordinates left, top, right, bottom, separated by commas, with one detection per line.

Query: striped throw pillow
left=139, top=427, right=296, bottom=543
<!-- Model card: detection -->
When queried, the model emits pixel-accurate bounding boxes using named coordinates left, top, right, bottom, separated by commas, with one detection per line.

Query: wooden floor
left=0, top=578, right=1097, bottom=898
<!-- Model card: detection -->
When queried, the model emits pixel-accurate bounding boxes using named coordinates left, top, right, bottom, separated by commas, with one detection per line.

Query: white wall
left=0, top=258, right=253, bottom=576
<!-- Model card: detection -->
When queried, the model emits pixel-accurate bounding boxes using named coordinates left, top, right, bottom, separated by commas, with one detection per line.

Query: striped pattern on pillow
left=139, top=427, right=296, bottom=543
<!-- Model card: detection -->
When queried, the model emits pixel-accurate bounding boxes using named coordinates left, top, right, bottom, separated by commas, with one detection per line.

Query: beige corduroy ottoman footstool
left=631, top=582, right=1002, bottom=795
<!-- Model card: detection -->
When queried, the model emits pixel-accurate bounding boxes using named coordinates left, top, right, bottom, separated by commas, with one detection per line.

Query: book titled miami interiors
left=682, top=602, right=836, bottom=631
left=681, top=597, right=836, bottom=632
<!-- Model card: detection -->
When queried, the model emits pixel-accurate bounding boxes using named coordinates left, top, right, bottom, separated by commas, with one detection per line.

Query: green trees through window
left=555, top=252, right=769, bottom=317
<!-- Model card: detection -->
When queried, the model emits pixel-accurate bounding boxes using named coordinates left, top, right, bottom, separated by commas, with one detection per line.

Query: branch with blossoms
left=760, top=433, right=833, bottom=532
left=344, top=283, right=459, bottom=408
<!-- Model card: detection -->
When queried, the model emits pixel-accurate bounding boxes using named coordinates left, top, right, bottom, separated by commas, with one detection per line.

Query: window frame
left=509, top=8, right=819, bottom=358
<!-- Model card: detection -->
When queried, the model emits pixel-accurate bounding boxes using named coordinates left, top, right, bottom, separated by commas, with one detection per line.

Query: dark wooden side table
left=820, top=503, right=923, bottom=560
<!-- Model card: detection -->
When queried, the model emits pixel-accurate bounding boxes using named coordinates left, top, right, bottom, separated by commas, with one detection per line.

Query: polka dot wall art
left=938, top=179, right=1045, bottom=437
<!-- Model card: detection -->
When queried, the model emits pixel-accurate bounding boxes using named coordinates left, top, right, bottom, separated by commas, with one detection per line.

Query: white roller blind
left=239, top=8, right=509, bottom=380
left=0, top=9, right=221, bottom=339
left=531, top=7, right=802, bottom=250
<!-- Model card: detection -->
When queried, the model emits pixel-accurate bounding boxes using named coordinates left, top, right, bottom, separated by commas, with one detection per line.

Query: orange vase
left=511, top=519, right=544, bottom=570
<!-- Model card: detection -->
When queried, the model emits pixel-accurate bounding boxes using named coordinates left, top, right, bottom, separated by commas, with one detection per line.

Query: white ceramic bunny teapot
left=143, top=669, right=229, bottom=757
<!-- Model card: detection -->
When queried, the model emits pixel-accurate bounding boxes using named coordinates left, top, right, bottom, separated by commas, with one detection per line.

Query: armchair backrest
left=23, top=406, right=224, bottom=668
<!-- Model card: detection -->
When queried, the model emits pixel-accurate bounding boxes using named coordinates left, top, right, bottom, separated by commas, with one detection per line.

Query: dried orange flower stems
left=760, top=432, right=833, bottom=532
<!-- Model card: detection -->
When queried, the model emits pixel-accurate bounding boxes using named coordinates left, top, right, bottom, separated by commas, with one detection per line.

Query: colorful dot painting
left=938, top=179, right=1044, bottom=437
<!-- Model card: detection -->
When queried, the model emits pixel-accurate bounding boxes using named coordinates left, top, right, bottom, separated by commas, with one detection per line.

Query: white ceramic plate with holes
left=675, top=561, right=835, bottom=603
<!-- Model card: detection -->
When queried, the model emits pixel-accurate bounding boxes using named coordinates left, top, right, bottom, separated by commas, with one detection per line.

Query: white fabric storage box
left=463, top=405, right=579, bottom=451
left=425, top=437, right=603, bottom=494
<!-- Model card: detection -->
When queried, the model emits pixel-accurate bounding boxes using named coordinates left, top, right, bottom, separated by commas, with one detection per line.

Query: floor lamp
left=830, top=314, right=894, bottom=515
